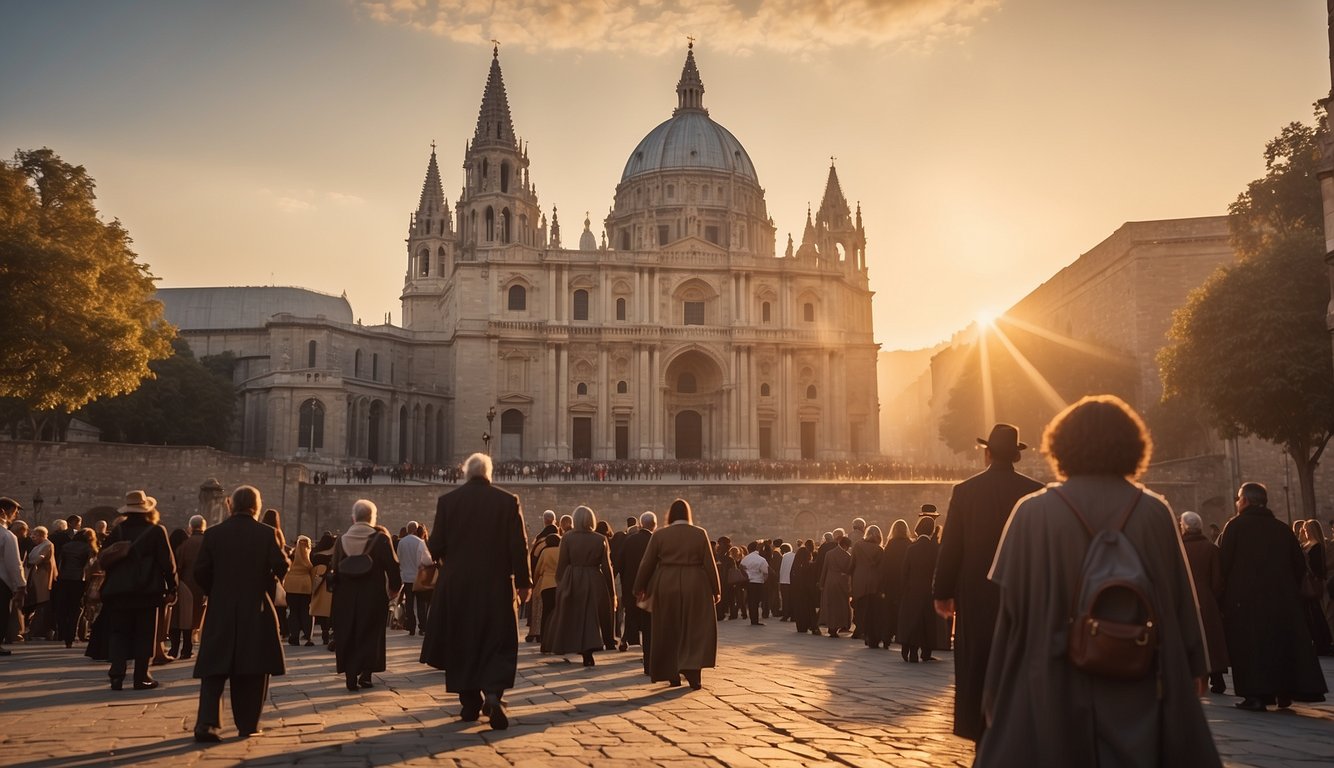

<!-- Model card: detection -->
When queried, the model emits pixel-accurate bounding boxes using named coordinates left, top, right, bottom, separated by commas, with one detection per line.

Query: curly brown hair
left=1041, top=394, right=1153, bottom=480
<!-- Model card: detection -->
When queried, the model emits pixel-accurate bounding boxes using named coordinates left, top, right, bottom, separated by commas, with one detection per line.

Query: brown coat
left=544, top=530, right=615, bottom=654
left=173, top=533, right=207, bottom=630
left=632, top=522, right=720, bottom=682
left=1181, top=531, right=1229, bottom=671
left=848, top=539, right=883, bottom=599
left=818, top=545, right=852, bottom=630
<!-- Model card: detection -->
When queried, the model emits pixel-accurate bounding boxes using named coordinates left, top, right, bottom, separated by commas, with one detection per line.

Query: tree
left=0, top=149, right=175, bottom=422
left=1159, top=120, right=1334, bottom=518
left=82, top=339, right=236, bottom=449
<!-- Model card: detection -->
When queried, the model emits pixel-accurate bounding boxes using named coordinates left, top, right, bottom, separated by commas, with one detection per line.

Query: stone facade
left=163, top=44, right=880, bottom=468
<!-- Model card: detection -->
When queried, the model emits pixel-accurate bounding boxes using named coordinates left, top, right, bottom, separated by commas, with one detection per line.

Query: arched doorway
left=675, top=411, right=702, bottom=459
left=500, top=409, right=524, bottom=460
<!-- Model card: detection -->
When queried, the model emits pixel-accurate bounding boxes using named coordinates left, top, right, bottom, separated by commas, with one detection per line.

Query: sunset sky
left=1, top=0, right=1328, bottom=350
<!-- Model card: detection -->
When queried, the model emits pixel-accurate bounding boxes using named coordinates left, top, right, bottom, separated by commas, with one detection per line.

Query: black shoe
left=582, top=651, right=595, bottom=667
left=194, top=725, right=221, bottom=743
left=460, top=705, right=481, bottom=722
left=304, top=640, right=314, bottom=647
left=358, top=673, right=373, bottom=689
left=482, top=694, right=509, bottom=730
left=683, top=670, right=702, bottom=690
left=1235, top=698, right=1267, bottom=712
left=1276, top=696, right=1292, bottom=709
left=668, top=677, right=681, bottom=687
left=346, top=673, right=360, bottom=692
left=110, top=678, right=124, bottom=691
left=0, top=648, right=10, bottom=656
left=617, top=641, right=628, bottom=651
left=922, top=654, right=937, bottom=662
left=751, top=621, right=765, bottom=626
left=133, top=679, right=160, bottom=690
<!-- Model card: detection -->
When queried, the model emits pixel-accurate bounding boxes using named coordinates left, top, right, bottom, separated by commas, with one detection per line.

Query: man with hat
left=931, top=424, right=1042, bottom=741
left=0, top=498, right=26, bottom=656
left=99, top=490, right=177, bottom=690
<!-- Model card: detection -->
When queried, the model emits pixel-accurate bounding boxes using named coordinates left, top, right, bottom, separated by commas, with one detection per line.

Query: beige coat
left=632, top=522, right=721, bottom=682
left=284, top=551, right=315, bottom=595
left=533, top=545, right=560, bottom=593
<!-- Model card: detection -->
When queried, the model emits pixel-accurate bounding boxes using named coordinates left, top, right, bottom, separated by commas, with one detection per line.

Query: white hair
left=189, top=515, right=207, bottom=532
left=464, top=452, right=493, bottom=481
left=542, top=509, right=556, bottom=524
left=640, top=511, right=658, bottom=530
left=352, top=499, right=377, bottom=524
left=822, top=531, right=834, bottom=543
left=833, top=527, right=846, bottom=539
left=572, top=505, right=597, bottom=532
left=852, top=518, right=866, bottom=530
left=1180, top=511, right=1203, bottom=533
left=405, top=520, right=420, bottom=535
left=53, top=520, right=68, bottom=532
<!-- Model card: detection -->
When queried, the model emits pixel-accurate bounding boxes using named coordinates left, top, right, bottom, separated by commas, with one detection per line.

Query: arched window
left=678, top=372, right=697, bottom=394
left=617, top=380, right=628, bottom=394
left=760, top=383, right=771, bottom=397
left=500, top=161, right=511, bottom=193
left=419, top=248, right=430, bottom=276
left=573, top=289, right=589, bottom=321
left=803, top=303, right=815, bottom=322
left=481, top=157, right=489, bottom=185
left=298, top=399, right=325, bottom=451
left=307, top=340, right=317, bottom=368
left=806, top=384, right=817, bottom=399
left=354, top=349, right=363, bottom=378
left=576, top=382, right=588, bottom=396
left=616, top=297, right=627, bottom=321
left=485, top=206, right=495, bottom=241
left=761, top=301, right=771, bottom=323
left=508, top=284, right=526, bottom=311
left=500, top=208, right=511, bottom=243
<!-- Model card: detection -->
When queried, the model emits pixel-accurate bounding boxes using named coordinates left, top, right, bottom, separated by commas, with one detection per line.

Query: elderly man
left=172, top=515, right=208, bottom=660
left=1219, top=482, right=1328, bottom=711
left=931, top=423, right=1042, bottom=741
left=421, top=453, right=531, bottom=730
left=192, top=486, right=289, bottom=742
left=397, top=521, right=429, bottom=637
left=0, top=498, right=26, bottom=656
left=618, top=511, right=656, bottom=670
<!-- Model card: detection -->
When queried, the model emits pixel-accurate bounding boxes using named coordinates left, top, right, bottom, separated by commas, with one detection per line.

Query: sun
left=975, top=308, right=998, bottom=327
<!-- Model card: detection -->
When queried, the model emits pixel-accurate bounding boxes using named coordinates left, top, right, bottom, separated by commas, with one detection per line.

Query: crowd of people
left=1, top=394, right=1331, bottom=763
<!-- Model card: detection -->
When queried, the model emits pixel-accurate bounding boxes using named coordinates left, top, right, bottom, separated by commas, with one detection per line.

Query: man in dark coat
left=421, top=453, right=531, bottom=730
left=610, top=515, right=636, bottom=648
left=99, top=490, right=177, bottom=690
left=1219, top=482, right=1328, bottom=711
left=619, top=511, right=655, bottom=672
left=898, top=516, right=939, bottom=662
left=191, top=485, right=289, bottom=742
left=931, top=424, right=1043, bottom=741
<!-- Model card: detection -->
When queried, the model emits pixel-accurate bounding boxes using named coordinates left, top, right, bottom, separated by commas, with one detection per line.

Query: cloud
left=327, top=191, right=367, bottom=206
left=260, top=188, right=318, bottom=213
left=355, top=0, right=999, bottom=55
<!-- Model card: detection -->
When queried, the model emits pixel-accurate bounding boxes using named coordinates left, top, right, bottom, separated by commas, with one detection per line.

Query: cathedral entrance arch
left=675, top=411, right=702, bottom=459
left=500, top=408, right=524, bottom=460
left=663, top=347, right=724, bottom=459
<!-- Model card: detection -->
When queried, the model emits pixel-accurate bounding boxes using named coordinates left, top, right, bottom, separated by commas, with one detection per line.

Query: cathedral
left=161, top=45, right=881, bottom=466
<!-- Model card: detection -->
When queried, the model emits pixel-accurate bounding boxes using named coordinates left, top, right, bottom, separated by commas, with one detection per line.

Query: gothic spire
left=802, top=205, right=817, bottom=244
left=473, top=47, right=517, bottom=150
left=816, top=161, right=852, bottom=230
left=674, top=40, right=707, bottom=115
left=550, top=206, right=562, bottom=248
left=417, top=143, right=445, bottom=214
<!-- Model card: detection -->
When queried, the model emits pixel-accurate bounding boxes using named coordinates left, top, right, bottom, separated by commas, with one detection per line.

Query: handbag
left=413, top=561, right=439, bottom=592
left=97, top=541, right=134, bottom=570
left=274, top=581, right=288, bottom=609
left=338, top=533, right=379, bottom=578
left=727, top=566, right=747, bottom=586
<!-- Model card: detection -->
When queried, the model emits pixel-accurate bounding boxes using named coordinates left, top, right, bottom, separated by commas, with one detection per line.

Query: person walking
left=898, top=517, right=939, bottom=662
left=545, top=506, right=616, bottom=666
left=53, top=527, right=95, bottom=648
left=619, top=511, right=655, bottom=673
left=283, top=535, right=315, bottom=646
left=739, top=541, right=770, bottom=626
left=191, top=485, right=289, bottom=742
left=878, top=519, right=911, bottom=649
left=930, top=423, right=1043, bottom=740
left=1179, top=511, right=1230, bottom=694
left=1220, top=482, right=1328, bottom=711
left=421, top=453, right=532, bottom=730
left=331, top=500, right=400, bottom=692
left=396, top=522, right=430, bottom=637
left=976, top=395, right=1219, bottom=767
left=632, top=499, right=720, bottom=689
left=849, top=526, right=884, bottom=648
left=1299, top=520, right=1333, bottom=655
left=99, top=491, right=176, bottom=690
left=818, top=536, right=853, bottom=637
left=789, top=544, right=819, bottom=635
left=173, top=516, right=207, bottom=660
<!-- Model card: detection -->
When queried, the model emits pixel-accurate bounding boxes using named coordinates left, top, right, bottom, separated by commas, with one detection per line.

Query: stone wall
left=0, top=441, right=307, bottom=533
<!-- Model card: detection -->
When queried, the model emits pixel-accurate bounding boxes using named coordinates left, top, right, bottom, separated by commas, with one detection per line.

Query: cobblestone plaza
left=1, top=621, right=1330, bottom=767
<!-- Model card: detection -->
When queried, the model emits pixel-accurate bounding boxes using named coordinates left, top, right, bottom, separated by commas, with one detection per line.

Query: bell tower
left=402, top=144, right=453, bottom=330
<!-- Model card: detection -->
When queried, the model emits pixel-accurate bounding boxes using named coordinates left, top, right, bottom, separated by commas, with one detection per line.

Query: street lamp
left=482, top=431, right=492, bottom=455
left=32, top=489, right=43, bottom=525
left=485, top=406, right=497, bottom=455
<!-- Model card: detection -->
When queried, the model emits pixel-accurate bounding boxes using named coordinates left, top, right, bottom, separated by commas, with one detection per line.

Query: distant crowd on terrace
left=338, top=458, right=977, bottom=485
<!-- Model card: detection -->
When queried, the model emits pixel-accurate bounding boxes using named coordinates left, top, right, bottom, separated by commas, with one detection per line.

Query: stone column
left=557, top=344, right=569, bottom=455
left=597, top=347, right=609, bottom=458
left=650, top=347, right=663, bottom=457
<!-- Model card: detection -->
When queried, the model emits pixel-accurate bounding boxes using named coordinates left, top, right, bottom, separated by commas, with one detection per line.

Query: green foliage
left=1227, top=121, right=1324, bottom=257
left=82, top=339, right=236, bottom=449
left=938, top=320, right=1140, bottom=454
left=0, top=149, right=175, bottom=412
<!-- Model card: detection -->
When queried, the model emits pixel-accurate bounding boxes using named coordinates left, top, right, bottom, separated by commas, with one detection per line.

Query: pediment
left=667, top=235, right=726, bottom=254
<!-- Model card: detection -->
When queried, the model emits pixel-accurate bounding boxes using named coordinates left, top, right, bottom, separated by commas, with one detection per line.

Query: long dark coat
left=420, top=477, right=531, bottom=694
left=1219, top=505, right=1328, bottom=701
left=618, top=528, right=652, bottom=605
left=818, top=545, right=852, bottom=630
left=789, top=551, right=819, bottom=632
left=1181, top=531, right=1229, bottom=672
left=632, top=522, right=720, bottom=682
left=898, top=535, right=938, bottom=650
left=331, top=527, right=401, bottom=675
left=877, top=537, right=910, bottom=643
left=174, top=532, right=207, bottom=631
left=94, top=515, right=178, bottom=664
left=848, top=539, right=883, bottom=600
left=977, top=478, right=1219, bottom=768
left=192, top=514, right=289, bottom=678
left=931, top=463, right=1042, bottom=740
left=544, top=530, right=614, bottom=655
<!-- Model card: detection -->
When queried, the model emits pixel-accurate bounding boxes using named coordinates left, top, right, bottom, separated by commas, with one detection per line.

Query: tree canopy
left=82, top=339, right=236, bottom=449
left=1159, top=120, right=1334, bottom=518
left=0, top=149, right=175, bottom=413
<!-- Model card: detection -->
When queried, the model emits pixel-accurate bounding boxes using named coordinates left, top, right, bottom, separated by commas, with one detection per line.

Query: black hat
left=920, top=504, right=938, bottom=517
left=977, top=423, right=1027, bottom=458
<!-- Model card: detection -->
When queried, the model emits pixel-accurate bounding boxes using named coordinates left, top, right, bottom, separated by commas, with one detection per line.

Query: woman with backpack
left=976, top=395, right=1220, bottom=767
left=330, top=500, right=401, bottom=691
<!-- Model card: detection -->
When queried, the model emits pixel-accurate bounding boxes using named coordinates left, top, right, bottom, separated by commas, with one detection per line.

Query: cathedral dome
left=620, top=111, right=758, bottom=184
